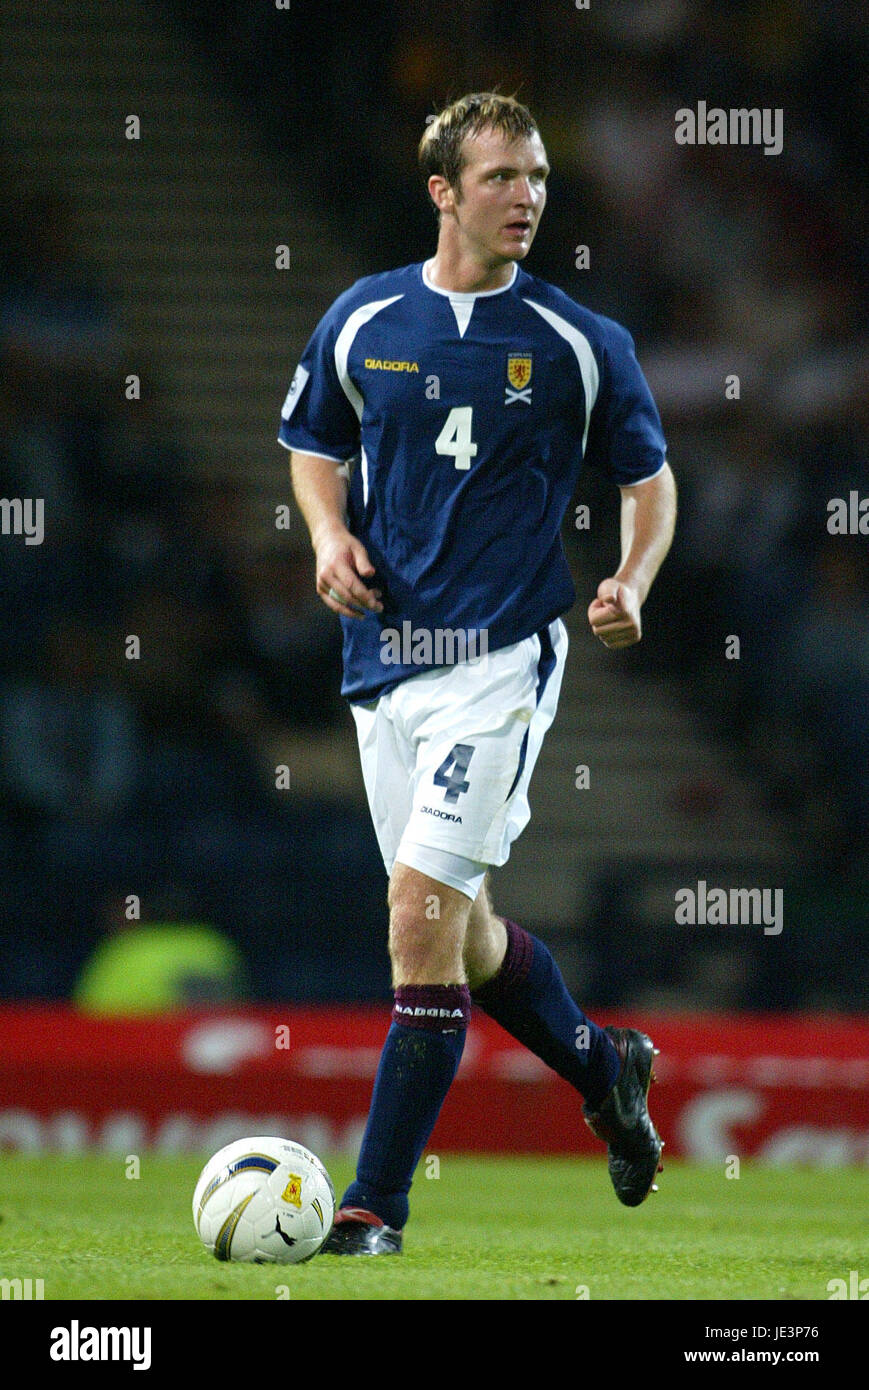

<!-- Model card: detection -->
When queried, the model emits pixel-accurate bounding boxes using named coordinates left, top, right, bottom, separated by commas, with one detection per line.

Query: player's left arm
left=588, top=462, right=677, bottom=649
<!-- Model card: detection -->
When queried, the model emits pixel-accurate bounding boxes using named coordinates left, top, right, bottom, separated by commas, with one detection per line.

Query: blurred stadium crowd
left=0, top=0, right=864, bottom=1007
left=0, top=176, right=385, bottom=1000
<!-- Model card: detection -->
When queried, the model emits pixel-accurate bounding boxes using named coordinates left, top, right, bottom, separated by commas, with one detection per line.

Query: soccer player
left=279, top=93, right=677, bottom=1254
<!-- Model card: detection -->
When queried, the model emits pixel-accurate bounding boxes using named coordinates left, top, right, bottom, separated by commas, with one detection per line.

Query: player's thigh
left=497, top=619, right=568, bottom=852
left=394, top=648, right=537, bottom=865
left=395, top=622, right=566, bottom=867
left=350, top=695, right=414, bottom=875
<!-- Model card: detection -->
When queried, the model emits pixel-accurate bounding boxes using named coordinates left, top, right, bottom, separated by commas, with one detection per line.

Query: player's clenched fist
left=588, top=579, right=642, bottom=648
left=315, top=524, right=383, bottom=620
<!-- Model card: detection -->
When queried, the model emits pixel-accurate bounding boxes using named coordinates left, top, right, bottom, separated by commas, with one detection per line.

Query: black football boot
left=583, top=1026, right=664, bottom=1207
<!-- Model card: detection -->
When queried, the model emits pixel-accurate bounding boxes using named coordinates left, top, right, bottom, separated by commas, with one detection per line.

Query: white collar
left=421, top=259, right=518, bottom=301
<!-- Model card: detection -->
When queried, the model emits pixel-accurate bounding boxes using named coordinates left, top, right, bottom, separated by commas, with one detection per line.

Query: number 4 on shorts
left=433, top=743, right=475, bottom=804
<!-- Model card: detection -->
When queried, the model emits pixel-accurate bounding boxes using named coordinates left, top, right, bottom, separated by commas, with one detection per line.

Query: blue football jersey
left=278, top=260, right=667, bottom=702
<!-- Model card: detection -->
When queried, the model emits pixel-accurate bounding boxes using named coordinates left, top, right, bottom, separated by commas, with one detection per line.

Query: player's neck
left=427, top=245, right=516, bottom=295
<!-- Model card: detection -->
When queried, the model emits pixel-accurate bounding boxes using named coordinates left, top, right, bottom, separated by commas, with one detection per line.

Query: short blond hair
left=418, top=92, right=539, bottom=202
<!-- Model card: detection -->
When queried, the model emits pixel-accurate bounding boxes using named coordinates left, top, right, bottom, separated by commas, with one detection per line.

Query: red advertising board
left=0, top=1006, right=866, bottom=1164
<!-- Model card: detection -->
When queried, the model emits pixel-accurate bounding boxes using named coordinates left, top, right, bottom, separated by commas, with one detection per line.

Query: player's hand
left=587, top=579, right=642, bottom=648
left=315, top=525, right=383, bottom=620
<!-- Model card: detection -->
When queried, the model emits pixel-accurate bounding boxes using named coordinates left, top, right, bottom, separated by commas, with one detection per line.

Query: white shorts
left=350, top=619, right=568, bottom=898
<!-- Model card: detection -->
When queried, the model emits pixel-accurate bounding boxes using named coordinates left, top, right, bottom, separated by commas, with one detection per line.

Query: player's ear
left=428, top=174, right=455, bottom=217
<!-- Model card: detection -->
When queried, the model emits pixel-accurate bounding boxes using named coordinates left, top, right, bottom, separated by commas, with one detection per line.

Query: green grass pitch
left=0, top=1154, right=865, bottom=1301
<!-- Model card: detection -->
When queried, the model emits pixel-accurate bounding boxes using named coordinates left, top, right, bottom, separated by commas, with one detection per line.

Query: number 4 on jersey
left=433, top=743, right=475, bottom=803
left=435, top=406, right=478, bottom=471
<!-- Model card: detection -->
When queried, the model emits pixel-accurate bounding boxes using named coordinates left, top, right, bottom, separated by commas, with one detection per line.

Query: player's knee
left=387, top=904, right=463, bottom=984
left=463, top=894, right=507, bottom=991
left=387, top=866, right=469, bottom=984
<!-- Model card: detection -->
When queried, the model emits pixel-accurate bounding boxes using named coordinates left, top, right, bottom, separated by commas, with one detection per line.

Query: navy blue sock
left=341, top=983, right=471, bottom=1230
left=472, top=919, right=620, bottom=1108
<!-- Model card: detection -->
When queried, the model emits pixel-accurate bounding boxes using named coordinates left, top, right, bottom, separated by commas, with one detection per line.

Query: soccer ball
left=192, top=1136, right=335, bottom=1264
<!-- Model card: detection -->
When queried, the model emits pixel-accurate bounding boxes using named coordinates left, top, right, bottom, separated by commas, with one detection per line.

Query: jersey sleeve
left=583, top=318, right=667, bottom=485
left=277, top=309, right=361, bottom=461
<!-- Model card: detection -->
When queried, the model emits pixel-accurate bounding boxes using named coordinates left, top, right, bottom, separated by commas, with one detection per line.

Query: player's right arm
left=290, top=450, right=382, bottom=620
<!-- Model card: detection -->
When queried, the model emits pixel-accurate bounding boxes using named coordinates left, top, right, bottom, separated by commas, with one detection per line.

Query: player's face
left=451, top=128, right=549, bottom=265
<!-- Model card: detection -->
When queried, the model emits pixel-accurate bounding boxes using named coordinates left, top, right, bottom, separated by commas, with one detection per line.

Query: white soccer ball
left=192, top=1136, right=335, bottom=1264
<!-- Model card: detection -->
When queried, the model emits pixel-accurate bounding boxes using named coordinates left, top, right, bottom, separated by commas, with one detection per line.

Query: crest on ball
left=193, top=1136, right=335, bottom=1265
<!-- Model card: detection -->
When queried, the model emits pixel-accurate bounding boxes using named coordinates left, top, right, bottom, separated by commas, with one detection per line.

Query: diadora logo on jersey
left=420, top=805, right=463, bottom=824
left=364, top=358, right=419, bottom=372
left=505, top=352, right=533, bottom=405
